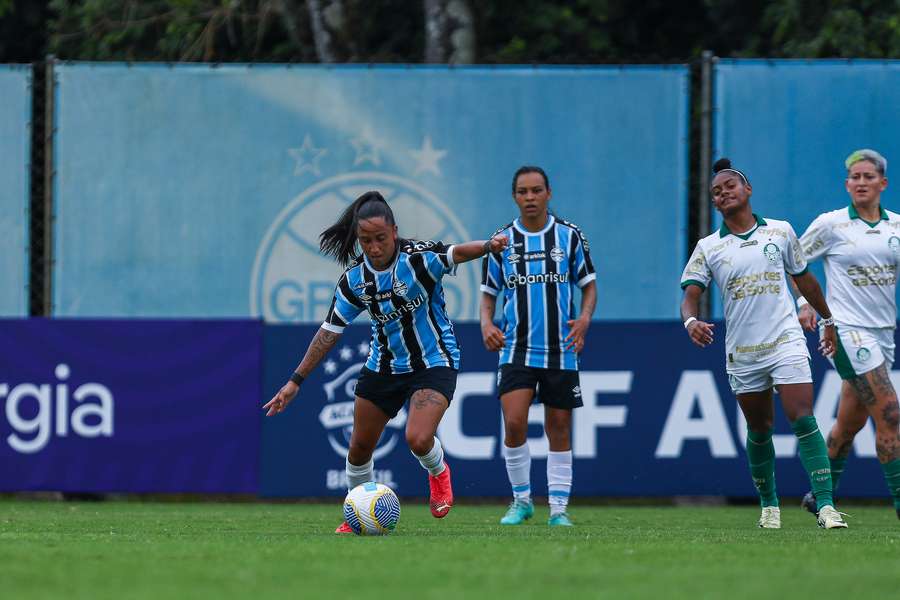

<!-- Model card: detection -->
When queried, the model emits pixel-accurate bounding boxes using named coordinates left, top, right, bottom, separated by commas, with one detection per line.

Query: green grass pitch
left=1, top=500, right=898, bottom=599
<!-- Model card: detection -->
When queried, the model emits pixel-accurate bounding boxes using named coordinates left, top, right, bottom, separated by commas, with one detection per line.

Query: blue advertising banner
left=0, top=66, right=30, bottom=317
left=713, top=60, right=900, bottom=317
left=0, top=320, right=261, bottom=493
left=262, top=322, right=892, bottom=498
left=52, top=63, right=688, bottom=321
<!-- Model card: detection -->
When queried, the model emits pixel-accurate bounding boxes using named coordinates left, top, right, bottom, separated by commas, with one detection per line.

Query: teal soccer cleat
left=500, top=500, right=534, bottom=525
left=548, top=512, right=574, bottom=527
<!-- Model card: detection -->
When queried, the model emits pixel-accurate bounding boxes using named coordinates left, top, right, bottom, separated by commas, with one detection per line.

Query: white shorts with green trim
left=727, top=356, right=813, bottom=395
left=830, top=324, right=895, bottom=380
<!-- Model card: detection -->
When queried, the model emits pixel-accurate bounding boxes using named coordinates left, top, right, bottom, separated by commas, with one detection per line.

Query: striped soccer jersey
left=323, top=239, right=460, bottom=375
left=481, top=215, right=596, bottom=370
left=681, top=215, right=810, bottom=374
left=800, top=205, right=900, bottom=329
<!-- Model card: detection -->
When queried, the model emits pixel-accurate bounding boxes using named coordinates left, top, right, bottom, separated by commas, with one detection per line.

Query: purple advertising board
left=262, top=322, right=894, bottom=499
left=0, top=320, right=262, bottom=493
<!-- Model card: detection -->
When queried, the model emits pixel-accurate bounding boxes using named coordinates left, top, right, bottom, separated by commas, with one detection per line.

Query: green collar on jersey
left=848, top=204, right=888, bottom=227
left=719, top=213, right=767, bottom=239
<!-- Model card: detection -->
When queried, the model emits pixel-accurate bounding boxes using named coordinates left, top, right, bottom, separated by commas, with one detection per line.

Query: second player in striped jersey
left=481, top=166, right=597, bottom=527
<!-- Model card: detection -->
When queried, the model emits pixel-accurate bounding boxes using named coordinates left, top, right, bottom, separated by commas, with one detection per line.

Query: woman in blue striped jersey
left=264, top=191, right=508, bottom=533
left=480, top=166, right=597, bottom=527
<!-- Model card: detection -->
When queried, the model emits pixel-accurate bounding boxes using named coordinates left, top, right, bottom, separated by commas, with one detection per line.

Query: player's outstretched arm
left=263, top=327, right=343, bottom=416
left=452, top=235, right=509, bottom=264
left=681, top=284, right=715, bottom=348
left=791, top=271, right=836, bottom=357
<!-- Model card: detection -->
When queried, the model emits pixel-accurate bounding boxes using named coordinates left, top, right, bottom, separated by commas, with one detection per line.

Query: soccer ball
left=343, top=481, right=401, bottom=535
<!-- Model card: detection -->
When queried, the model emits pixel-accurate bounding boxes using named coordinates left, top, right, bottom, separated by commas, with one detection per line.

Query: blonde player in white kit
left=681, top=158, right=847, bottom=529
left=795, top=149, right=900, bottom=520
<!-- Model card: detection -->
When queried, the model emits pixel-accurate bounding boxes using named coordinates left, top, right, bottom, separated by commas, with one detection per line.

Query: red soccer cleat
left=335, top=521, right=353, bottom=534
left=428, top=462, right=454, bottom=518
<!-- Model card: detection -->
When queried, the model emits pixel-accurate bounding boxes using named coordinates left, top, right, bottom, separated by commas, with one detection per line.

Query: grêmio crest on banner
left=250, top=130, right=480, bottom=325
left=316, top=340, right=404, bottom=491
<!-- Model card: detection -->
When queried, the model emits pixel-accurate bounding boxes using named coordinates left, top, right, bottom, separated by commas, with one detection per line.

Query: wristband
left=482, top=239, right=492, bottom=254
left=796, top=296, right=809, bottom=309
left=683, top=316, right=697, bottom=329
left=818, top=317, right=835, bottom=329
left=289, top=372, right=305, bottom=386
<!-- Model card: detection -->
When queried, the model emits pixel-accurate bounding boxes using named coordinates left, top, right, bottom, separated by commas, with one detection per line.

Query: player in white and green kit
left=681, top=157, right=847, bottom=529
left=795, top=149, right=900, bottom=520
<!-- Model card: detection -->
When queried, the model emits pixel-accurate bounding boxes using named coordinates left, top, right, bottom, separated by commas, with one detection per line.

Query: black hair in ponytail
left=319, top=191, right=396, bottom=266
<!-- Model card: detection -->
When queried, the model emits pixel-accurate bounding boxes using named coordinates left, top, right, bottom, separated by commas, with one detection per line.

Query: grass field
left=1, top=499, right=898, bottom=599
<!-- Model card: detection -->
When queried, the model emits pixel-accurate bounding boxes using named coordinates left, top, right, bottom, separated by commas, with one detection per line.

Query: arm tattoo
left=297, top=329, right=341, bottom=377
left=411, top=389, right=448, bottom=411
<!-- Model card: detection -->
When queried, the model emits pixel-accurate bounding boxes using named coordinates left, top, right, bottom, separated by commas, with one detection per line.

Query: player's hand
left=263, top=381, right=300, bottom=416
left=487, top=235, right=509, bottom=254
left=819, top=324, right=836, bottom=358
left=564, top=316, right=590, bottom=353
left=798, top=304, right=817, bottom=332
left=481, top=322, right=505, bottom=352
left=686, top=320, right=715, bottom=348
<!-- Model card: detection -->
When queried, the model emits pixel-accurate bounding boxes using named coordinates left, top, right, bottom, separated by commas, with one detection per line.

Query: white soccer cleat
left=757, top=506, right=781, bottom=529
left=817, top=505, right=849, bottom=529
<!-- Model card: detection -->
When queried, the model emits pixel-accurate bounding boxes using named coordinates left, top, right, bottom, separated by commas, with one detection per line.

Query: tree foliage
left=1, top=0, right=898, bottom=63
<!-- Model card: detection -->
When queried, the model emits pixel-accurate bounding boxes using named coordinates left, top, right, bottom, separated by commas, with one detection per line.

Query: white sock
left=346, top=456, right=374, bottom=490
left=412, top=436, right=446, bottom=476
left=503, top=442, right=531, bottom=503
left=547, top=450, right=572, bottom=516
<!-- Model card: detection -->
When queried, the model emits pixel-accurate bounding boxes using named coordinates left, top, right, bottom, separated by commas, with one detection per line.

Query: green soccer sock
left=746, top=428, right=778, bottom=507
left=829, top=456, right=848, bottom=491
left=881, top=458, right=900, bottom=511
left=791, top=416, right=834, bottom=508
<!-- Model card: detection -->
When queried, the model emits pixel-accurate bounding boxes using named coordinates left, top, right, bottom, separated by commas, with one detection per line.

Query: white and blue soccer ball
left=343, top=482, right=401, bottom=536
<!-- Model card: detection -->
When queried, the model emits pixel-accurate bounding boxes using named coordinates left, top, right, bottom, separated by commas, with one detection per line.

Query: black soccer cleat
left=800, top=491, right=819, bottom=516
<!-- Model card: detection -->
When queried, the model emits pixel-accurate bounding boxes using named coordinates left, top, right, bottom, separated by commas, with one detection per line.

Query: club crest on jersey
left=507, top=253, right=521, bottom=264
left=550, top=247, right=565, bottom=263
left=889, top=236, right=900, bottom=254
left=857, top=347, right=871, bottom=362
left=392, top=279, right=408, bottom=296
left=763, top=243, right=780, bottom=263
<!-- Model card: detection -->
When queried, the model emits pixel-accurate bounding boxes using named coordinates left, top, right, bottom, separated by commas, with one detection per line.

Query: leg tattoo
left=849, top=376, right=877, bottom=406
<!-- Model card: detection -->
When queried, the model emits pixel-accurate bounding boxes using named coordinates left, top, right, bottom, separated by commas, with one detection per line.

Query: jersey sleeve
left=783, top=223, right=809, bottom=276
left=681, top=242, right=712, bottom=290
left=322, top=274, right=367, bottom=333
left=799, top=213, right=833, bottom=263
left=480, top=252, right=503, bottom=296
left=569, top=228, right=597, bottom=288
left=412, top=240, right=457, bottom=279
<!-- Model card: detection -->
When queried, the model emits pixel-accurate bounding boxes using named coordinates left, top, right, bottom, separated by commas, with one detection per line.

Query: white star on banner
left=410, top=136, right=447, bottom=176
left=339, top=346, right=354, bottom=361
left=357, top=342, right=369, bottom=357
left=323, top=359, right=338, bottom=374
left=288, top=134, right=327, bottom=176
left=350, top=127, right=383, bottom=167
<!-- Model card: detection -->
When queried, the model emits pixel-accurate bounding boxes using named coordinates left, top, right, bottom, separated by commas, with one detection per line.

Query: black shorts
left=497, top=363, right=583, bottom=409
left=354, top=366, right=458, bottom=418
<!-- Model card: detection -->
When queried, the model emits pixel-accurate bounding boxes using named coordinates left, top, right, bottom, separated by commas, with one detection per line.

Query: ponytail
left=319, top=191, right=396, bottom=266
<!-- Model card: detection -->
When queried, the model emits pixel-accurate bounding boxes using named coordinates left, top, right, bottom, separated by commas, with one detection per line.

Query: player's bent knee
left=405, top=432, right=434, bottom=456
